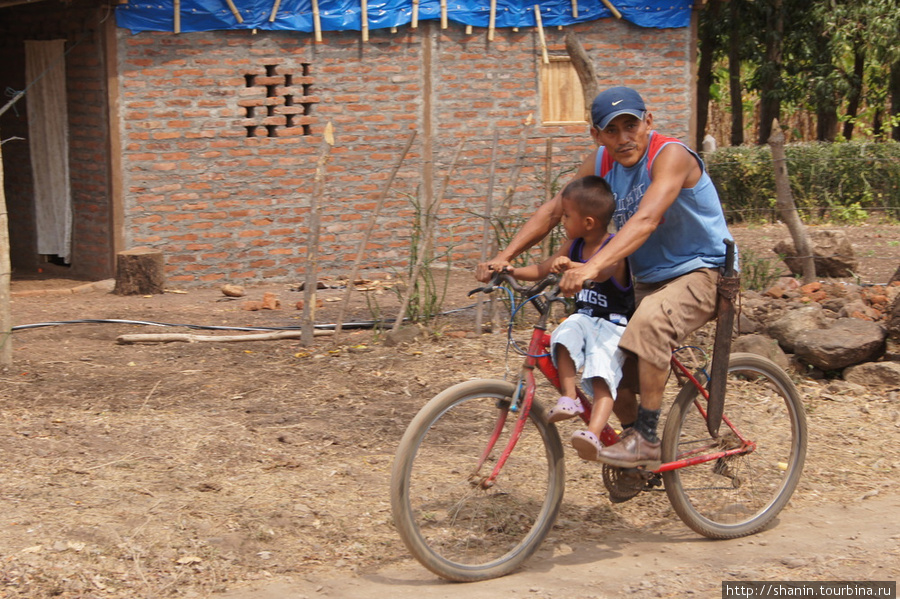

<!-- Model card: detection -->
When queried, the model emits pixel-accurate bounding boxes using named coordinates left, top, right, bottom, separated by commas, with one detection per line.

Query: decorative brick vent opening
left=239, top=63, right=317, bottom=138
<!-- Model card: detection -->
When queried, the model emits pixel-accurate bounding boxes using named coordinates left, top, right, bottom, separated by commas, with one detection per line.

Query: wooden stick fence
left=0, top=127, right=11, bottom=367
left=392, top=138, right=466, bottom=332
left=474, top=127, right=500, bottom=335
left=302, top=122, right=334, bottom=345
left=334, top=130, right=417, bottom=337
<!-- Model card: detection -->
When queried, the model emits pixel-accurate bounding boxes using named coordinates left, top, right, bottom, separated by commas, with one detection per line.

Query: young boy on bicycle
left=507, top=175, right=634, bottom=461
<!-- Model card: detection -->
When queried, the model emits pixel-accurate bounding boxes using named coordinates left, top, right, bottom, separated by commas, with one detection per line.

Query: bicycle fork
left=469, top=369, right=536, bottom=490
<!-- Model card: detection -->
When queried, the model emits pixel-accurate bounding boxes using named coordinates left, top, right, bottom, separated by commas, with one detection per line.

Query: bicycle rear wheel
left=661, top=352, right=807, bottom=539
left=390, top=379, right=565, bottom=581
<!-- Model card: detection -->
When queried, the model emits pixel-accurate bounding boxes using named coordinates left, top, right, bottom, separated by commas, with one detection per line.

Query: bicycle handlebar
left=470, top=239, right=736, bottom=303
left=468, top=270, right=560, bottom=300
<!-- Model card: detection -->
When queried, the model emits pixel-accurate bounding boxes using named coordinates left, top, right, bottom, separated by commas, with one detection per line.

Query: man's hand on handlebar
left=559, top=262, right=601, bottom=296
left=475, top=258, right=512, bottom=283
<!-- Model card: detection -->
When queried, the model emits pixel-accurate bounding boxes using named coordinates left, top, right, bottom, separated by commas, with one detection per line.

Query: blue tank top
left=594, top=131, right=733, bottom=284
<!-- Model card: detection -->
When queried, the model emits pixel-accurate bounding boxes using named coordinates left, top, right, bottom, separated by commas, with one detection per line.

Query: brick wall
left=116, top=18, right=694, bottom=286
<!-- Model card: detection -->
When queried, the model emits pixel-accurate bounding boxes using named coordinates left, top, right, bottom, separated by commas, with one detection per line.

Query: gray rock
left=889, top=296, right=900, bottom=341
left=382, top=325, right=422, bottom=346
left=767, top=304, right=830, bottom=353
left=732, top=334, right=790, bottom=370
left=736, top=313, right=760, bottom=335
left=774, top=229, right=858, bottom=278
left=843, top=361, right=900, bottom=387
left=794, top=318, right=886, bottom=371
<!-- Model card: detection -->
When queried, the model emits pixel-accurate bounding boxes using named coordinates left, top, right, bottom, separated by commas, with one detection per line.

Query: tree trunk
left=768, top=120, right=815, bottom=284
left=890, top=264, right=900, bottom=285
left=814, top=28, right=838, bottom=142
left=873, top=108, right=885, bottom=140
left=758, top=0, right=783, bottom=145
left=891, top=58, right=900, bottom=142
left=728, top=0, right=744, bottom=147
left=816, top=106, right=838, bottom=142
left=695, top=0, right=721, bottom=150
left=114, top=247, right=166, bottom=295
left=842, top=43, right=865, bottom=141
left=564, top=31, right=598, bottom=123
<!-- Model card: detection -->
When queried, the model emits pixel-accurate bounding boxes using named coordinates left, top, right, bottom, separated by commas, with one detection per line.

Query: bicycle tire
left=390, top=379, right=566, bottom=581
left=661, top=352, right=807, bottom=539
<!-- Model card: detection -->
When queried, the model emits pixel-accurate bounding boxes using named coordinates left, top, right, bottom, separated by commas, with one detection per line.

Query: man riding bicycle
left=477, top=86, right=734, bottom=468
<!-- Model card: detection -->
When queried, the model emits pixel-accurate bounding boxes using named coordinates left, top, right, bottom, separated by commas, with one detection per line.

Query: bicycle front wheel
left=661, top=352, right=807, bottom=539
left=390, top=379, right=565, bottom=581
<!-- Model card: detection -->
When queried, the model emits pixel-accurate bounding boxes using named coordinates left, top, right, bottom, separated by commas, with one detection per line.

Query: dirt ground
left=1, top=222, right=899, bottom=599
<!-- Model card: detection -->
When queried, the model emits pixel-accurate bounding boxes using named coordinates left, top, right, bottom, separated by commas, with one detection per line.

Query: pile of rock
left=735, top=278, right=900, bottom=387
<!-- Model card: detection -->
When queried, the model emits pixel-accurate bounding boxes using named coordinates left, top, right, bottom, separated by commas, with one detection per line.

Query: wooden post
left=412, top=0, right=419, bottom=28
left=174, top=0, right=181, bottom=33
left=497, top=115, right=534, bottom=222
left=334, top=130, right=416, bottom=337
left=312, top=0, right=322, bottom=41
left=475, top=127, right=500, bottom=335
left=268, top=0, right=282, bottom=22
left=302, top=122, right=334, bottom=345
left=571, top=0, right=578, bottom=18
left=393, top=139, right=465, bottom=332
left=600, top=0, right=621, bottom=18
left=361, top=0, right=369, bottom=41
left=440, top=0, right=447, bottom=28
left=534, top=6, right=549, bottom=64
left=488, top=0, right=496, bottom=41
left=421, top=22, right=435, bottom=254
left=0, top=129, right=12, bottom=367
left=540, top=137, right=553, bottom=260
left=225, top=0, right=244, bottom=23
left=768, top=119, right=815, bottom=284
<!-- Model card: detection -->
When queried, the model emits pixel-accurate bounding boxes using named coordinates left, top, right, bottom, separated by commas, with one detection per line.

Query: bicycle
left=389, top=245, right=807, bottom=582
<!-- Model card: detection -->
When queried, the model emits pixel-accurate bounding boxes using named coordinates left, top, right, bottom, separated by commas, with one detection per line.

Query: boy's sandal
left=571, top=430, right=602, bottom=461
left=547, top=396, right=584, bottom=423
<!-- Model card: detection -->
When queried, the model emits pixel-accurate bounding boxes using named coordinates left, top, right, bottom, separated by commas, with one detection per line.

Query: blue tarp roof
left=117, top=0, right=693, bottom=33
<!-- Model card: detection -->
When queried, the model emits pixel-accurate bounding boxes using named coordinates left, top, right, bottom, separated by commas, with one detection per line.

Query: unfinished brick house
left=0, top=0, right=698, bottom=286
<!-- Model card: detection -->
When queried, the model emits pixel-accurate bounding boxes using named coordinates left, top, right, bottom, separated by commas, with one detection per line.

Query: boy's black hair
left=560, top=175, right=615, bottom=228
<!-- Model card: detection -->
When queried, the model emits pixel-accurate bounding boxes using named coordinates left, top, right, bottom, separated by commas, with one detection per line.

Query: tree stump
left=114, top=247, right=165, bottom=295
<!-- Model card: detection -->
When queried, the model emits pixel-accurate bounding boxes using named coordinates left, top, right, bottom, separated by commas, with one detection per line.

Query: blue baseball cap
left=591, top=86, right=646, bottom=129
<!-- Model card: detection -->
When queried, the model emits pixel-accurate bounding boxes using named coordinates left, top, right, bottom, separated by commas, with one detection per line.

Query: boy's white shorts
left=549, top=312, right=627, bottom=400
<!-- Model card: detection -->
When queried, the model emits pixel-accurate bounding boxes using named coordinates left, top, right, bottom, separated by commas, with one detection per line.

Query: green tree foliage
left=697, top=0, right=900, bottom=145
left=707, top=142, right=900, bottom=222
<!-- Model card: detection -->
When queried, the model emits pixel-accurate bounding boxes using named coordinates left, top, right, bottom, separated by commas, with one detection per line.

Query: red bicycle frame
left=473, top=323, right=756, bottom=488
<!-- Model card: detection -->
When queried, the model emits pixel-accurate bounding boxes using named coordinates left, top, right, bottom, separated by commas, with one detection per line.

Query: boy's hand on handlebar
left=550, top=256, right=573, bottom=274
left=476, top=258, right=512, bottom=283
